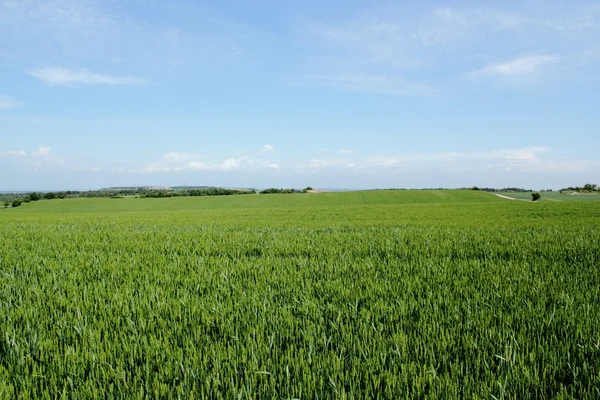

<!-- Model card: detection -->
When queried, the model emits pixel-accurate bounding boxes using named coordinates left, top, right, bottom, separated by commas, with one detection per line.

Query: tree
left=3, top=200, right=9, bottom=208
left=303, top=187, right=314, bottom=193
left=531, top=192, right=541, bottom=202
left=12, top=199, right=22, bottom=208
left=471, top=186, right=480, bottom=191
left=583, top=183, right=594, bottom=192
left=43, top=192, right=56, bottom=200
left=29, top=192, right=41, bottom=201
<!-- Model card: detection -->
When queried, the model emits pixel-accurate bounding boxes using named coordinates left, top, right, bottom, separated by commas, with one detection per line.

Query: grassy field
left=498, top=191, right=600, bottom=202
left=4, top=189, right=502, bottom=212
left=1, top=190, right=599, bottom=398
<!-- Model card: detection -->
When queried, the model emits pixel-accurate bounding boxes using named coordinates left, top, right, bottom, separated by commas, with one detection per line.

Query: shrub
left=29, top=192, right=41, bottom=201
left=531, top=193, right=541, bottom=201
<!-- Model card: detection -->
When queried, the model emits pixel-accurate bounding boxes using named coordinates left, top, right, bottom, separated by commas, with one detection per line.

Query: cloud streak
left=131, top=153, right=279, bottom=173
left=470, top=55, right=559, bottom=77
left=298, top=2, right=600, bottom=92
left=294, top=146, right=598, bottom=174
left=0, top=0, right=267, bottom=77
left=336, top=149, right=354, bottom=154
left=31, top=146, right=52, bottom=157
left=28, top=67, right=147, bottom=86
left=0, top=96, right=22, bottom=110
left=0, top=150, right=27, bottom=157
left=0, top=146, right=52, bottom=157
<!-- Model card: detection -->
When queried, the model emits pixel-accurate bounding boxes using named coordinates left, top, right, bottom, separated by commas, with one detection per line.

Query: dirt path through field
left=492, top=193, right=534, bottom=202
left=493, top=193, right=517, bottom=200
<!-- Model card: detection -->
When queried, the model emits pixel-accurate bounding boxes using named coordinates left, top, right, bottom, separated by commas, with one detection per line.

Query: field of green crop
left=1, top=190, right=599, bottom=398
left=498, top=191, right=600, bottom=202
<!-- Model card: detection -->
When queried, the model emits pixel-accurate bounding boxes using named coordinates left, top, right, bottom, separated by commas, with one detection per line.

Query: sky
left=1, top=0, right=599, bottom=191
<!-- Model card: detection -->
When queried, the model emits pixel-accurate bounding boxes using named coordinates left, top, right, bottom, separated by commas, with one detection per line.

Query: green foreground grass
left=1, top=190, right=599, bottom=398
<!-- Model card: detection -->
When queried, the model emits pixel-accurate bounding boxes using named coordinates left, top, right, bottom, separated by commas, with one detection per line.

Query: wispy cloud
left=0, top=0, right=266, bottom=76
left=294, top=146, right=597, bottom=174
left=261, top=144, right=275, bottom=153
left=298, top=74, right=436, bottom=95
left=131, top=153, right=278, bottom=173
left=0, top=96, right=22, bottom=110
left=298, top=2, right=600, bottom=92
left=163, top=152, right=202, bottom=163
left=1, top=147, right=52, bottom=157
left=0, top=150, right=27, bottom=157
left=28, top=67, right=146, bottom=86
left=336, top=149, right=354, bottom=154
left=0, top=145, right=64, bottom=172
left=470, top=55, right=559, bottom=77
left=295, top=158, right=355, bottom=171
left=31, top=146, right=52, bottom=157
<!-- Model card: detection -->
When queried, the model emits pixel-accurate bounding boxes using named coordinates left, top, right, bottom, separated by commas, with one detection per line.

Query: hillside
left=2, top=190, right=502, bottom=214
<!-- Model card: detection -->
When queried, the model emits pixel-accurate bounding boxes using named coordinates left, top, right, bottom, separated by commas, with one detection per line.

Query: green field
left=498, top=191, right=600, bottom=202
left=1, top=190, right=599, bottom=398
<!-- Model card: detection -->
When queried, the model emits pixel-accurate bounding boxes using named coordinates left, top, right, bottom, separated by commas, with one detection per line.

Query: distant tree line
left=260, top=188, right=302, bottom=194
left=559, top=184, right=598, bottom=193
left=468, top=187, right=535, bottom=193
left=260, top=188, right=314, bottom=194
left=140, top=188, right=254, bottom=198
left=0, top=187, right=260, bottom=208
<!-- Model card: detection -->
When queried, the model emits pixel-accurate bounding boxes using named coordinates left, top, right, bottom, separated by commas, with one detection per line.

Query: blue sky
left=1, top=0, right=598, bottom=190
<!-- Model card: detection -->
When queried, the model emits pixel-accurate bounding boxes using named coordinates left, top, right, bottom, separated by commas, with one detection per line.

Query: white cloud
left=0, top=150, right=27, bottom=157
left=220, top=158, right=242, bottom=170
left=501, top=146, right=549, bottom=160
left=268, top=163, right=280, bottom=169
left=188, top=161, right=211, bottom=170
left=300, top=3, right=600, bottom=93
left=219, top=156, right=257, bottom=170
left=31, top=146, right=51, bottom=157
left=262, top=144, right=275, bottom=153
left=0, top=96, right=22, bottom=110
left=295, top=158, right=350, bottom=170
left=300, top=6, right=523, bottom=93
left=292, top=146, right=591, bottom=174
left=28, top=67, right=146, bottom=86
left=363, top=156, right=402, bottom=167
left=470, top=56, right=559, bottom=76
left=337, top=149, right=354, bottom=154
left=140, top=163, right=183, bottom=173
left=0, top=0, right=265, bottom=78
left=138, top=153, right=267, bottom=173
left=0, top=145, right=66, bottom=172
